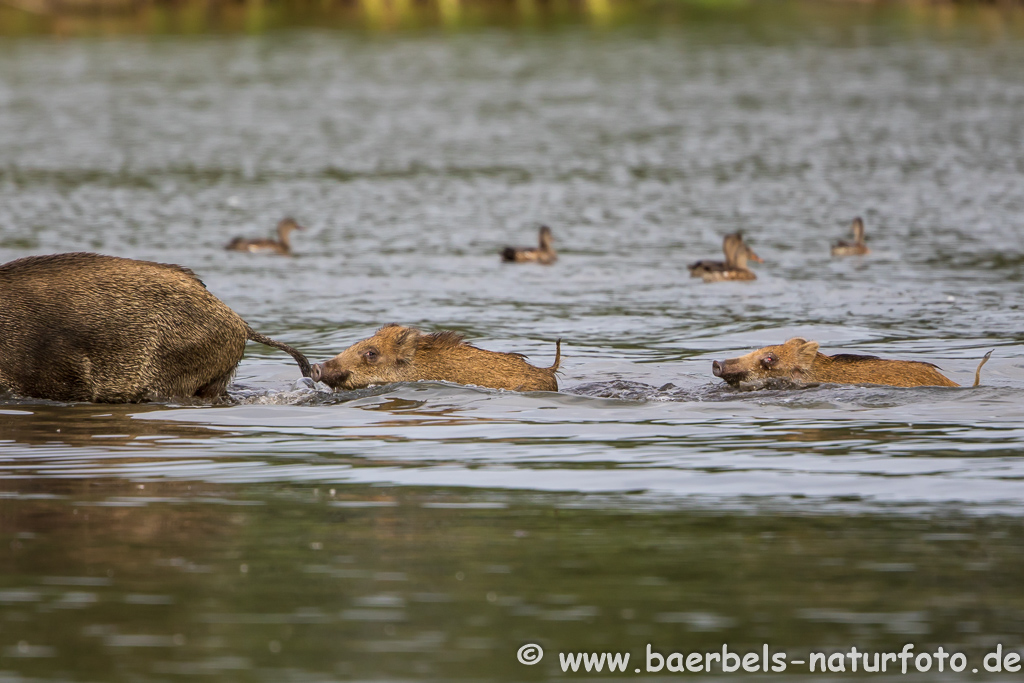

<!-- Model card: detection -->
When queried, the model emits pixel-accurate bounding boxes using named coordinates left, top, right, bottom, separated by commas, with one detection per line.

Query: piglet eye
left=762, top=354, right=776, bottom=367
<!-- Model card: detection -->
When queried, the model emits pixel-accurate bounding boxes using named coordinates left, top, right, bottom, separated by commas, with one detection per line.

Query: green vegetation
left=0, top=0, right=1022, bottom=35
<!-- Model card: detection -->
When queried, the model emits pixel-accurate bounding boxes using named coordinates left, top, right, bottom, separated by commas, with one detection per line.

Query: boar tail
left=245, top=326, right=312, bottom=378
left=547, top=339, right=562, bottom=374
left=973, top=350, right=993, bottom=387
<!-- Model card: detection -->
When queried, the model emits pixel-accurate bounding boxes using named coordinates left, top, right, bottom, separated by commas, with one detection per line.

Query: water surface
left=1, top=18, right=1023, bottom=682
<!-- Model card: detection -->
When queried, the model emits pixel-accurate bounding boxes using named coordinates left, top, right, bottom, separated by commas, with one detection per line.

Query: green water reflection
left=2, top=480, right=1023, bottom=681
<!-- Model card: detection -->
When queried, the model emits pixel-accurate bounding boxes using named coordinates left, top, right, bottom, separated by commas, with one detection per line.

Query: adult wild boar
left=311, top=324, right=561, bottom=392
left=712, top=337, right=991, bottom=389
left=0, top=252, right=311, bottom=403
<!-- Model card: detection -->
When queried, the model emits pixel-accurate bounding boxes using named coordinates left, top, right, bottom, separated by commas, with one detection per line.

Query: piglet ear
left=394, top=328, right=421, bottom=362
left=796, top=341, right=820, bottom=370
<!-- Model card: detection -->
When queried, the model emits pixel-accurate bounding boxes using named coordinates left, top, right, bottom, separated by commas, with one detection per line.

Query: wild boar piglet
left=311, top=325, right=561, bottom=392
left=712, top=337, right=990, bottom=389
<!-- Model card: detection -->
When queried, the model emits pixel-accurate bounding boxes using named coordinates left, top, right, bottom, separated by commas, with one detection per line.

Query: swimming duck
left=225, top=218, right=304, bottom=256
left=831, top=217, right=869, bottom=256
left=688, top=232, right=763, bottom=282
left=501, top=225, right=557, bottom=265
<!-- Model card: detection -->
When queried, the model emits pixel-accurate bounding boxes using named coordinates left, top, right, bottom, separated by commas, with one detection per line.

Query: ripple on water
left=0, top=29, right=1022, bottom=514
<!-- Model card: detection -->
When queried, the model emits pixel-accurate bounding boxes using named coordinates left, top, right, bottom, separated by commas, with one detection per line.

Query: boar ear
left=394, top=328, right=421, bottom=363
left=796, top=341, right=819, bottom=369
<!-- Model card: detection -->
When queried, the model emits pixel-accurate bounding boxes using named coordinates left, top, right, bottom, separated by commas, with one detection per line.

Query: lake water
left=2, top=12, right=1024, bottom=682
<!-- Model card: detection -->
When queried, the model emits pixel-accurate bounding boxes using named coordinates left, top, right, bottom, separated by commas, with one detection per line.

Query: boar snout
left=311, top=362, right=351, bottom=388
left=712, top=359, right=745, bottom=384
left=712, top=360, right=724, bottom=377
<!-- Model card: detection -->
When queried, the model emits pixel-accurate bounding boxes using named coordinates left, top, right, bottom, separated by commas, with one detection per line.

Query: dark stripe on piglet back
left=829, top=353, right=942, bottom=370
left=425, top=330, right=467, bottom=349
left=828, top=354, right=882, bottom=363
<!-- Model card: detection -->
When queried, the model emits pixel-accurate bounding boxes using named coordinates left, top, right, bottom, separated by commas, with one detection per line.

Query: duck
left=501, top=225, right=557, bottom=265
left=831, top=217, right=869, bottom=256
left=225, top=218, right=304, bottom=256
left=688, top=232, right=763, bottom=282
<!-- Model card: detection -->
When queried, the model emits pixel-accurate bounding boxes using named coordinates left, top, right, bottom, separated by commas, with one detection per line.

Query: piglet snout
left=310, top=363, right=351, bottom=389
left=712, top=360, right=724, bottom=377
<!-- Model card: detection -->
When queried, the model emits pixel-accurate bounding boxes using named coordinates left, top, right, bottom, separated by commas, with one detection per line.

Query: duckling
left=225, top=218, right=304, bottom=256
left=688, top=232, right=763, bottom=282
left=501, top=225, right=557, bottom=265
left=831, top=217, right=870, bottom=256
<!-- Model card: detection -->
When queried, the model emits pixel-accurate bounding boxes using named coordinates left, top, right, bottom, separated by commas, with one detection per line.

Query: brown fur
left=0, top=253, right=310, bottom=403
left=501, top=225, right=557, bottom=265
left=712, top=337, right=990, bottom=389
left=226, top=217, right=304, bottom=255
left=689, top=232, right=763, bottom=282
left=831, top=217, right=870, bottom=257
left=311, top=324, right=561, bottom=392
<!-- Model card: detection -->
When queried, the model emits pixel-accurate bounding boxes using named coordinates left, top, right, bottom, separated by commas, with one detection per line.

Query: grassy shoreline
left=1, top=0, right=1023, bottom=36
